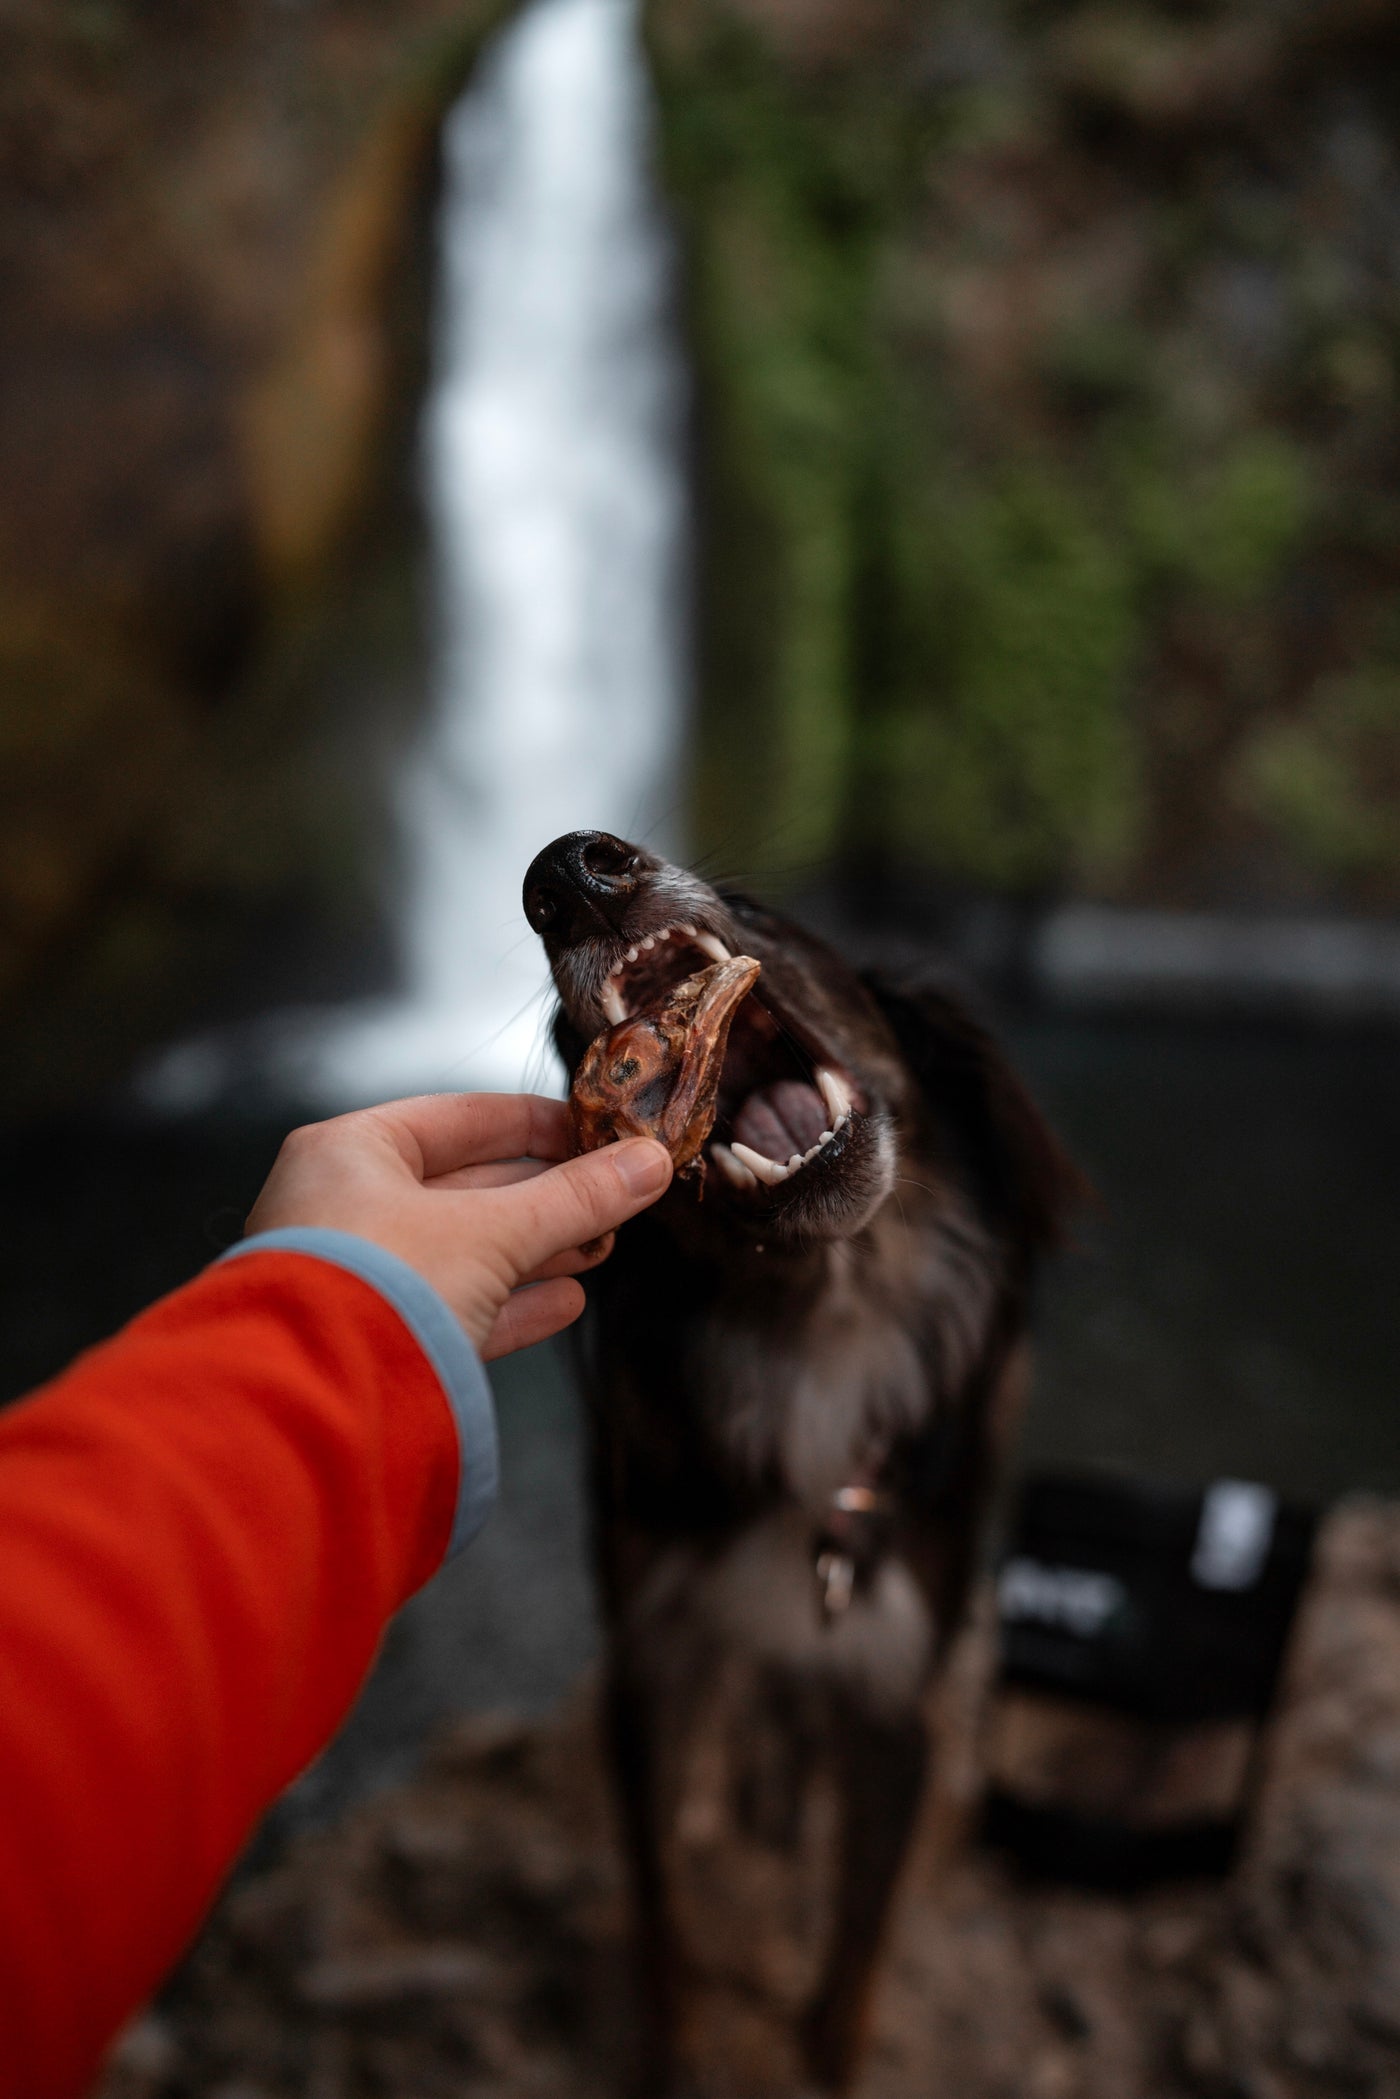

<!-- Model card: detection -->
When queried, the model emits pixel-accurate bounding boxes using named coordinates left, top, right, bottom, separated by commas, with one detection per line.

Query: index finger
left=371, top=1092, right=572, bottom=1178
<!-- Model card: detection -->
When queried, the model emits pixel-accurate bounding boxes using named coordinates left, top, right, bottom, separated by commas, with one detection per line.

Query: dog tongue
left=732, top=1079, right=829, bottom=1162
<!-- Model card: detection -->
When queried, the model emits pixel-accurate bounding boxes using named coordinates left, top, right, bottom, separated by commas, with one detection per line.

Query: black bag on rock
left=982, top=1469, right=1318, bottom=1888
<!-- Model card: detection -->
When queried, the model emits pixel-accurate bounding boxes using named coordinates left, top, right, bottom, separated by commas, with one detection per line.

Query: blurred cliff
left=0, top=0, right=507, bottom=1105
left=652, top=0, right=1400, bottom=899
left=3, top=0, right=1400, bottom=1109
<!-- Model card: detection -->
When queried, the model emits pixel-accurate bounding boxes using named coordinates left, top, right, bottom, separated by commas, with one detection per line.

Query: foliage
left=648, top=0, right=1400, bottom=904
left=884, top=466, right=1139, bottom=886
left=1239, top=659, right=1400, bottom=892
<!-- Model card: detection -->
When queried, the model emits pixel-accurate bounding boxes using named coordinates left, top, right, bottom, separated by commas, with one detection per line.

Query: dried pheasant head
left=569, top=954, right=761, bottom=1186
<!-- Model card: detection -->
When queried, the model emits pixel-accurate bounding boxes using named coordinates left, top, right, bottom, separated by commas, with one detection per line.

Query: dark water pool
left=2, top=1017, right=1395, bottom=1828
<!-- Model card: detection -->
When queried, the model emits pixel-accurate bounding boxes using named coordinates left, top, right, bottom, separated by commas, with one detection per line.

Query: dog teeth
left=726, top=1121, right=842, bottom=1186
left=816, top=1068, right=853, bottom=1124
left=601, top=925, right=725, bottom=1022
left=729, top=1141, right=792, bottom=1187
left=710, top=1143, right=758, bottom=1190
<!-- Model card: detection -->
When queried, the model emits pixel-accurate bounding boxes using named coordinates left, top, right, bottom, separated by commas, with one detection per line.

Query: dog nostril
left=523, top=831, right=643, bottom=942
left=524, top=885, right=559, bottom=934
left=581, top=836, right=639, bottom=884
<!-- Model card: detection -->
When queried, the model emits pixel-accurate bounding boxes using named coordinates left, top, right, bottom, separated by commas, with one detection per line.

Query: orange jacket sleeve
left=0, top=1229, right=499, bottom=2099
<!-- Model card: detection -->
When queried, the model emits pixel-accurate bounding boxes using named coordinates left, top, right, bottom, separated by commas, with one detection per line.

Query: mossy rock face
left=0, top=0, right=510, bottom=1106
left=649, top=0, right=1400, bottom=905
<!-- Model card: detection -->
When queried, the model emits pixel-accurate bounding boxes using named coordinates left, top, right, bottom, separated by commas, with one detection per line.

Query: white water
left=313, top=0, right=686, bottom=1103
left=150, top=0, right=685, bottom=1112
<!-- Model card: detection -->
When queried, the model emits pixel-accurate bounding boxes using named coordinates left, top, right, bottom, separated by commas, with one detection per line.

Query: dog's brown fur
left=524, top=832, right=1081, bottom=2095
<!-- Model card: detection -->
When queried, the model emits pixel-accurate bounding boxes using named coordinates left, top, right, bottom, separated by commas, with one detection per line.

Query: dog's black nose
left=523, top=830, right=643, bottom=943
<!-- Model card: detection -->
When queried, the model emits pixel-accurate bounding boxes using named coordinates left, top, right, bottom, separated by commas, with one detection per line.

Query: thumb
left=485, top=1138, right=672, bottom=1278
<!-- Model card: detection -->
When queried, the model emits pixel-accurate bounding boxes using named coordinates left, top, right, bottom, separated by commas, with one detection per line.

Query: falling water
left=152, top=0, right=685, bottom=1113
left=312, top=0, right=685, bottom=1103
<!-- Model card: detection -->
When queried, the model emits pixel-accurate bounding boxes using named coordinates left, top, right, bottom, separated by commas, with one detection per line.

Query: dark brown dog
left=524, top=830, right=1080, bottom=2096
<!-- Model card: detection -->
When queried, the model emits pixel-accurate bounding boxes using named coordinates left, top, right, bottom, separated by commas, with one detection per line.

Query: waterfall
left=313, top=0, right=686, bottom=1104
left=151, top=0, right=685, bottom=1114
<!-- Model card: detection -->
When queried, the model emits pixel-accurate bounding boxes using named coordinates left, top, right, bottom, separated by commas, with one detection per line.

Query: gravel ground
left=100, top=1501, right=1400, bottom=2099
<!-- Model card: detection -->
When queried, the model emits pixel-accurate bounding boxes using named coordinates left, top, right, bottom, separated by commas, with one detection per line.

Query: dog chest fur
left=692, top=1197, right=1002, bottom=1514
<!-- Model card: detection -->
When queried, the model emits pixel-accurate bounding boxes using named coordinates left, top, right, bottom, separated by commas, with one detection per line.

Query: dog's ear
left=862, top=973, right=1087, bottom=1252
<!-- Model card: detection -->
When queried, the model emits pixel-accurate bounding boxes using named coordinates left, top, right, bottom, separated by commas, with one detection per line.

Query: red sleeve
left=0, top=1250, right=463, bottom=2099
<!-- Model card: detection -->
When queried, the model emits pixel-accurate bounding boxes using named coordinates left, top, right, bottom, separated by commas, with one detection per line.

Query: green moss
left=649, top=0, right=1394, bottom=905
left=1238, top=660, right=1400, bottom=886
left=651, top=10, right=1151, bottom=891
left=1039, top=317, right=1156, bottom=416
left=884, top=468, right=1139, bottom=886
left=1118, top=428, right=1311, bottom=605
left=654, top=14, right=928, bottom=879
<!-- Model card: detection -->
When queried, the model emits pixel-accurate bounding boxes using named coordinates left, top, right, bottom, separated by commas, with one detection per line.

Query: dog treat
left=570, top=954, right=761, bottom=1183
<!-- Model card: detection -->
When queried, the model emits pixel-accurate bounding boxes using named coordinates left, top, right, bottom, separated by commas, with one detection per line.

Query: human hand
left=245, top=1093, right=672, bottom=1360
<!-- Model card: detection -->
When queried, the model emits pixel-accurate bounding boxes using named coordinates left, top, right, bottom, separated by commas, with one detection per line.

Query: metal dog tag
left=816, top=1548, right=855, bottom=1619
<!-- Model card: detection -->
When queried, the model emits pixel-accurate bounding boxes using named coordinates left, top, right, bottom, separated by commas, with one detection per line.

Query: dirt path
left=102, top=1502, right=1400, bottom=2099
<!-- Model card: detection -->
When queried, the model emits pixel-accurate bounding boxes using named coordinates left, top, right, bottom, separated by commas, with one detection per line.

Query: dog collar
left=813, top=1477, right=896, bottom=1622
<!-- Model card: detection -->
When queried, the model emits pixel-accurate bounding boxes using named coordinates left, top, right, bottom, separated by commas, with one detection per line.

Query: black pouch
left=981, top=1469, right=1318, bottom=1889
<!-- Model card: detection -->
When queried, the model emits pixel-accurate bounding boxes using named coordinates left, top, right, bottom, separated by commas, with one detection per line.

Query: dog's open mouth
left=582, top=924, right=860, bottom=1199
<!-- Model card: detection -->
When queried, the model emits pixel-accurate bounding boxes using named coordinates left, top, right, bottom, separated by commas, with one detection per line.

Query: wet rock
left=649, top=0, right=1400, bottom=908
left=0, top=0, right=503, bottom=1104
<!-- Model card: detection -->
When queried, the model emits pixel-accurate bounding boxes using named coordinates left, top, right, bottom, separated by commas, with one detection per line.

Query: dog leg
left=606, top=1655, right=692, bottom=2098
left=799, top=1701, right=927, bottom=2095
left=734, top=1664, right=824, bottom=1854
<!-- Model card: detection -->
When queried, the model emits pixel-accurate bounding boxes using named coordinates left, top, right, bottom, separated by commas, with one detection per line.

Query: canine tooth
left=693, top=930, right=733, bottom=965
left=816, top=1068, right=853, bottom=1124
left=730, top=1141, right=791, bottom=1187
left=600, top=982, right=628, bottom=1026
left=711, top=1143, right=758, bottom=1190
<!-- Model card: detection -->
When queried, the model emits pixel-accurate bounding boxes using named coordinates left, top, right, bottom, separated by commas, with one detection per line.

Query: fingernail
left=614, top=1139, right=672, bottom=1196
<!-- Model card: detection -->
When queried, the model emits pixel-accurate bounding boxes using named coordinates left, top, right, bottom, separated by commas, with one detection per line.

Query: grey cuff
left=217, top=1227, right=498, bottom=1556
